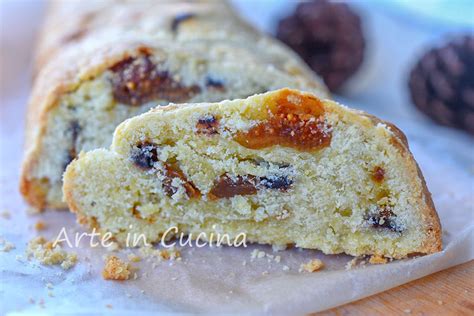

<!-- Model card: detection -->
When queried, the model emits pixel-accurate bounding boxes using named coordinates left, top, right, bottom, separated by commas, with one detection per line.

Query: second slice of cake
left=63, top=88, right=441, bottom=258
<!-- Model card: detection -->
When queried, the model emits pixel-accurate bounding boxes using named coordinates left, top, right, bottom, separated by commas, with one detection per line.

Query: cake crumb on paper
left=250, top=249, right=266, bottom=260
left=127, top=253, right=141, bottom=262
left=26, top=206, right=41, bottom=215
left=272, top=244, right=287, bottom=252
left=139, top=245, right=181, bottom=261
left=106, top=242, right=120, bottom=252
left=345, top=257, right=359, bottom=270
left=102, top=255, right=132, bottom=281
left=300, top=259, right=324, bottom=273
left=369, top=255, right=388, bottom=265
left=26, top=236, right=77, bottom=269
left=34, top=220, right=47, bottom=231
left=0, top=210, right=11, bottom=219
left=0, top=237, right=15, bottom=252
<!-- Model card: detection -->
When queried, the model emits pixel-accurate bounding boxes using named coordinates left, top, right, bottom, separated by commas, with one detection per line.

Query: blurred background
left=1, top=0, right=473, bottom=163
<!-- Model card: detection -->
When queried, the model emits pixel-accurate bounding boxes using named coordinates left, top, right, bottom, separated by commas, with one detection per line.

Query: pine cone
left=276, top=0, right=365, bottom=92
left=409, top=36, right=474, bottom=135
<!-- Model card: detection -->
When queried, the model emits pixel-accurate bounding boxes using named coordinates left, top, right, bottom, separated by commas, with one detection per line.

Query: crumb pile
left=26, top=236, right=77, bottom=270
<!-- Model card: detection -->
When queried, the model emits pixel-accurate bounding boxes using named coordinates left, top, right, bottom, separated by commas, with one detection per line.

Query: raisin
left=110, top=56, right=201, bottom=106
left=171, top=13, right=196, bottom=32
left=196, top=115, right=219, bottom=135
left=63, top=120, right=81, bottom=168
left=259, top=175, right=293, bottom=191
left=130, top=142, right=158, bottom=169
left=234, top=90, right=332, bottom=151
left=205, top=77, right=226, bottom=91
left=372, top=166, right=385, bottom=183
left=162, top=164, right=201, bottom=199
left=367, top=206, right=402, bottom=232
left=209, top=174, right=258, bottom=199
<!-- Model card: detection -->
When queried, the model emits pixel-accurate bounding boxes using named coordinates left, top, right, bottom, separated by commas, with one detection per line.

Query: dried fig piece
left=209, top=174, right=257, bottom=199
left=110, top=56, right=201, bottom=106
left=209, top=172, right=293, bottom=199
left=234, top=90, right=332, bottom=151
left=162, top=163, right=201, bottom=199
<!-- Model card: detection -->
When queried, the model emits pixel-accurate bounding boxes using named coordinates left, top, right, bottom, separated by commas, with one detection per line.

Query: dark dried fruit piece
left=368, top=206, right=402, bottom=232
left=372, top=166, right=385, bottom=183
left=259, top=175, right=293, bottom=191
left=162, top=164, right=201, bottom=199
left=63, top=120, right=82, bottom=168
left=110, top=56, right=201, bottom=106
left=209, top=174, right=257, bottom=199
left=205, top=77, right=226, bottom=91
left=171, top=13, right=196, bottom=32
left=234, top=90, right=332, bottom=151
left=196, top=115, right=219, bottom=135
left=130, top=142, right=158, bottom=169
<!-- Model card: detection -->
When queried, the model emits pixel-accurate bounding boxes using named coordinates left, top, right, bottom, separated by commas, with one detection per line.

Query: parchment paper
left=1, top=1, right=473, bottom=314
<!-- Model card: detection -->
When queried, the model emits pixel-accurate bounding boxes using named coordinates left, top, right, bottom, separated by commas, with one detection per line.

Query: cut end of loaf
left=63, top=88, right=441, bottom=258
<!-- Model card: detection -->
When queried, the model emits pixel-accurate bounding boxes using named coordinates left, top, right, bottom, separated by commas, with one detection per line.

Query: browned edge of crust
left=361, top=113, right=442, bottom=255
left=63, top=161, right=106, bottom=236
left=20, top=42, right=156, bottom=210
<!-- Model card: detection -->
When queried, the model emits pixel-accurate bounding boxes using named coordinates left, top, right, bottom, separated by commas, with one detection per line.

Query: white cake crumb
left=299, top=259, right=324, bottom=273
left=26, top=236, right=77, bottom=269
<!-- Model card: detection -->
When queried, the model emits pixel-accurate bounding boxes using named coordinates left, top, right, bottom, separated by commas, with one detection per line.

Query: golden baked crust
left=360, top=113, right=441, bottom=254
left=34, top=1, right=237, bottom=73
left=21, top=1, right=329, bottom=209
